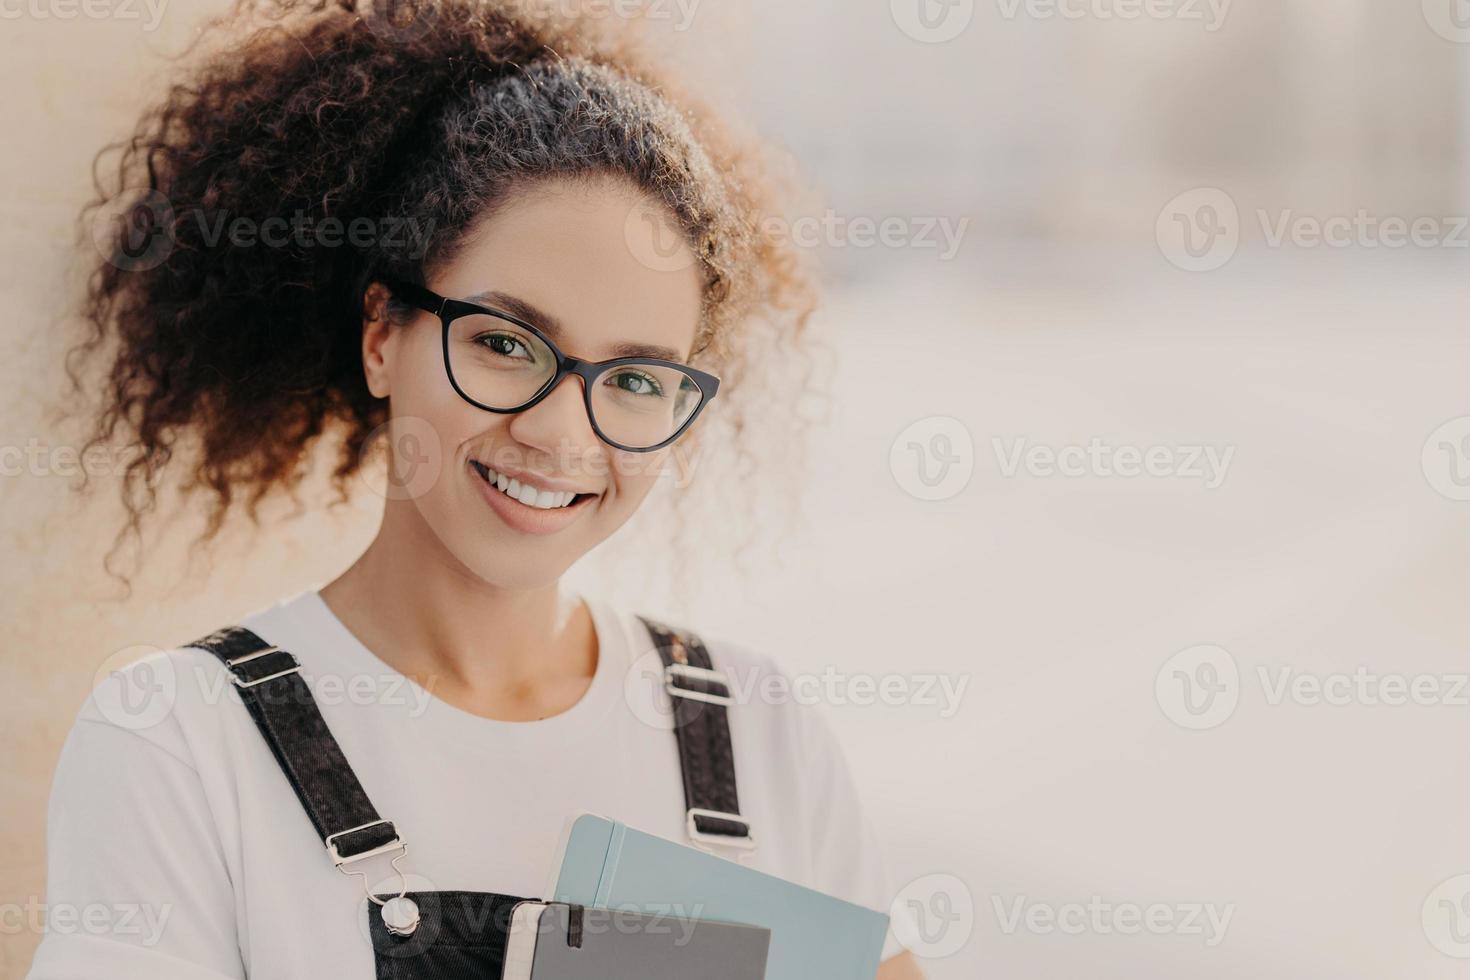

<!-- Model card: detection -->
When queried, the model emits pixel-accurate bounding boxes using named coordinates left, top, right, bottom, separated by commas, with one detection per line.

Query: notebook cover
left=528, top=902, right=771, bottom=980
left=549, top=814, right=889, bottom=980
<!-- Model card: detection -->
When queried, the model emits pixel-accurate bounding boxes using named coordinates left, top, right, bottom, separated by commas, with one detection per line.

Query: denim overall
left=187, top=615, right=753, bottom=979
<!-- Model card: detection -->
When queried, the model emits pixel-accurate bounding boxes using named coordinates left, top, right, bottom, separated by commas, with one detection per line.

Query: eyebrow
left=464, top=289, right=687, bottom=364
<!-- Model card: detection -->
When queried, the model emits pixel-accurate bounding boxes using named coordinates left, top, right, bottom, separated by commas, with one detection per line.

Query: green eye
left=608, top=370, right=665, bottom=397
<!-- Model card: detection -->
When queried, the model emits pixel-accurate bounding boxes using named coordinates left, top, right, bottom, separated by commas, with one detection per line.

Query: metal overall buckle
left=326, top=819, right=420, bottom=937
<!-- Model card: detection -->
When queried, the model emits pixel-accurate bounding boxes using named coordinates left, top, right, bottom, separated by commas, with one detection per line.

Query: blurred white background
left=637, top=3, right=1470, bottom=977
left=6, top=0, right=1470, bottom=977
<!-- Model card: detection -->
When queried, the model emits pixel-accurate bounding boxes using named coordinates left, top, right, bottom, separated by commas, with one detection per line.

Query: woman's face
left=361, top=176, right=705, bottom=589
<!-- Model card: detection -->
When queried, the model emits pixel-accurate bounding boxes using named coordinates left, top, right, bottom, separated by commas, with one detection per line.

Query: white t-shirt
left=27, top=590, right=907, bottom=978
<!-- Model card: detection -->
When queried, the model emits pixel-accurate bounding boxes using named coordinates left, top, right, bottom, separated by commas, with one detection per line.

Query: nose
left=505, top=373, right=600, bottom=461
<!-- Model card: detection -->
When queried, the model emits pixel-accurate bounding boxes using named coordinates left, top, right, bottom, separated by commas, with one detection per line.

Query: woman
left=33, top=1, right=922, bottom=977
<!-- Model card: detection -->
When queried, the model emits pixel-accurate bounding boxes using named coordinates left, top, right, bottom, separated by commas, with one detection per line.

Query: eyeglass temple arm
left=379, top=277, right=445, bottom=318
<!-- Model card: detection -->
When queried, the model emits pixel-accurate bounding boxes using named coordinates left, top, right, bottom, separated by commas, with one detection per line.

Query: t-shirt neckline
left=287, top=589, right=626, bottom=743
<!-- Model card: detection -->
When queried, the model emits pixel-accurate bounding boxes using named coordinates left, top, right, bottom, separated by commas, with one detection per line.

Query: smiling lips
left=469, top=459, right=586, bottom=509
left=468, top=458, right=598, bottom=534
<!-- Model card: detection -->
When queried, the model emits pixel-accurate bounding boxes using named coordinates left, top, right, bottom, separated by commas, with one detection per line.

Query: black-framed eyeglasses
left=380, top=278, right=720, bottom=453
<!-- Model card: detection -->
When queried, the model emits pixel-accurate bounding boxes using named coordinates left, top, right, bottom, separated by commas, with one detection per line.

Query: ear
left=361, top=281, right=396, bottom=399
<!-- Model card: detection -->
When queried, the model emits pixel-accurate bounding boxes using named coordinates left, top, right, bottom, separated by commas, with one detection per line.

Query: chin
left=452, top=544, right=568, bottom=590
left=456, top=537, right=582, bottom=590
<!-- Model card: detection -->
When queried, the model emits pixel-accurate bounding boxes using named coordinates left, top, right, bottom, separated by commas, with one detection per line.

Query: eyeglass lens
left=446, top=313, right=704, bottom=449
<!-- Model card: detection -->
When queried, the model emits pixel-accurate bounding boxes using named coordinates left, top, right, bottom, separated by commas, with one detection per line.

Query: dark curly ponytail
left=70, top=0, right=819, bottom=581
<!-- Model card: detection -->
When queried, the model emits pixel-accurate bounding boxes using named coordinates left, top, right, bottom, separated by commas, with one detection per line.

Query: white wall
left=6, top=2, right=1470, bottom=978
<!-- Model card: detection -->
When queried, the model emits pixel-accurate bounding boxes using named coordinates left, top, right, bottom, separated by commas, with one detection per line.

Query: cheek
left=606, top=448, right=667, bottom=510
left=385, top=325, right=482, bottom=469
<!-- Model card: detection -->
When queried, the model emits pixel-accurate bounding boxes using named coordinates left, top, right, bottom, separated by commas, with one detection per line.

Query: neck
left=318, top=500, right=597, bottom=720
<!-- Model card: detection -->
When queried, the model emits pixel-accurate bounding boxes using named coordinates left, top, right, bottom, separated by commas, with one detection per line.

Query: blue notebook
left=547, top=814, right=890, bottom=980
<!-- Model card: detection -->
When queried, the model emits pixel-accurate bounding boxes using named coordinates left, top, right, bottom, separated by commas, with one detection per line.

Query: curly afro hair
left=70, top=0, right=821, bottom=580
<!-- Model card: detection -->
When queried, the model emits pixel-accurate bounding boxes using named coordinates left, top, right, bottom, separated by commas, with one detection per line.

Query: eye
left=475, top=332, right=533, bottom=360
left=606, top=369, right=665, bottom=397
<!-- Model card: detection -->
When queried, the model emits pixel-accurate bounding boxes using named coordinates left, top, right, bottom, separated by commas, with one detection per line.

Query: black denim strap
left=187, top=626, right=401, bottom=864
left=190, top=616, right=750, bottom=862
left=637, top=616, right=754, bottom=848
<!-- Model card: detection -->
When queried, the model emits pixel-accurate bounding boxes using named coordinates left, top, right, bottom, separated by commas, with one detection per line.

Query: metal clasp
left=326, top=820, right=410, bottom=906
left=224, top=645, right=301, bottom=689
left=326, top=819, right=405, bottom=867
left=664, top=663, right=733, bottom=707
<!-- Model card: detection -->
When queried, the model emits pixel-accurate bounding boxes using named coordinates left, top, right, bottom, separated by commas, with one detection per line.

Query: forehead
left=433, top=176, right=704, bottom=362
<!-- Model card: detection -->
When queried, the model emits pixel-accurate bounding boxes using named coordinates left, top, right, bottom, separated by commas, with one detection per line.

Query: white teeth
left=478, top=464, right=578, bottom=510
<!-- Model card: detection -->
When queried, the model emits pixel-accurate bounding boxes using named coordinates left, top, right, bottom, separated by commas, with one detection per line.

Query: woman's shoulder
left=69, top=592, right=319, bottom=767
left=52, top=642, right=236, bottom=843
